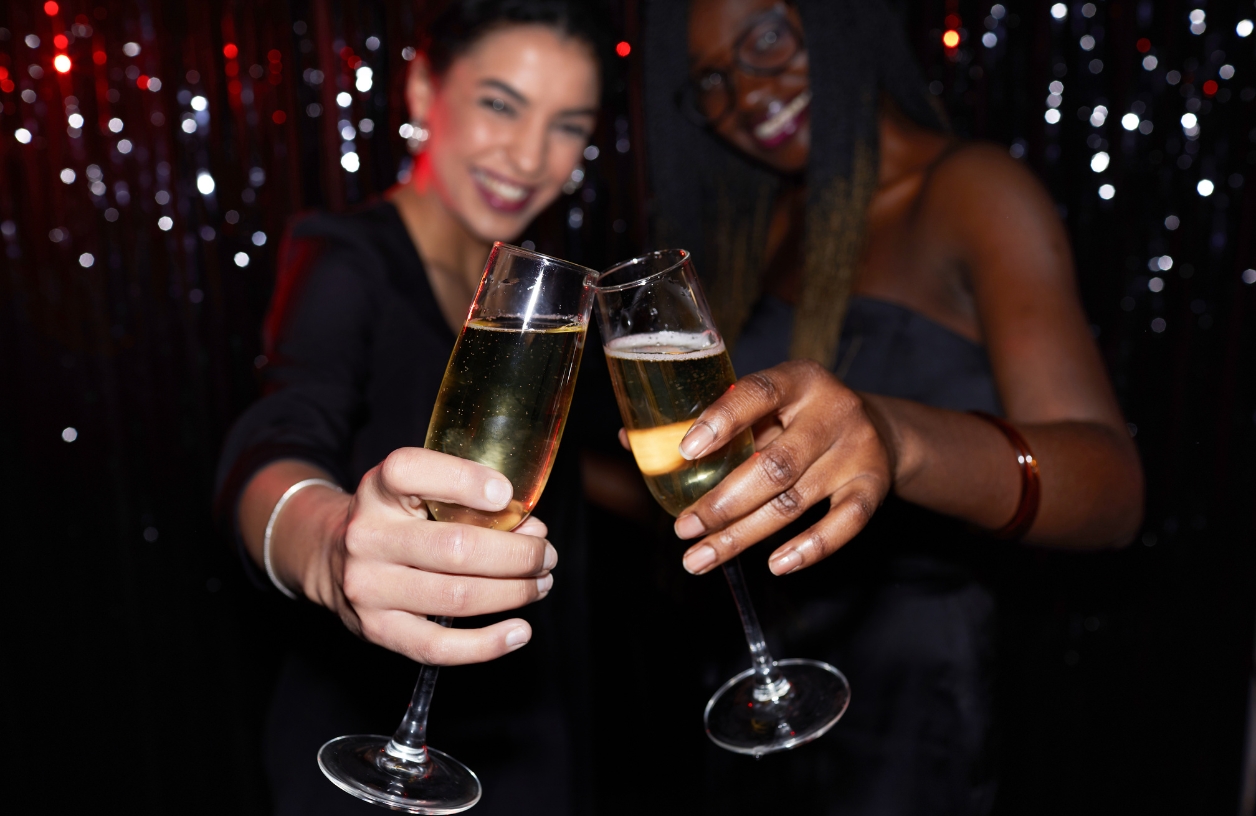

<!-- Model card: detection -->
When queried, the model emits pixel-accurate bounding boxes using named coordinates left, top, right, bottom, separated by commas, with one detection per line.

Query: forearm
left=864, top=394, right=1144, bottom=548
left=239, top=459, right=353, bottom=601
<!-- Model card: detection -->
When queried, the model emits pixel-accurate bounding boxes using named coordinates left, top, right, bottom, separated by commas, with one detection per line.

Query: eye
left=752, top=24, right=785, bottom=53
left=481, top=97, right=516, bottom=116
left=699, top=72, right=724, bottom=92
left=560, top=124, right=590, bottom=137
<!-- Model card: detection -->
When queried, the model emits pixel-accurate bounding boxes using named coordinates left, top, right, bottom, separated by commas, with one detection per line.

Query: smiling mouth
left=752, top=90, right=812, bottom=148
left=471, top=167, right=535, bottom=213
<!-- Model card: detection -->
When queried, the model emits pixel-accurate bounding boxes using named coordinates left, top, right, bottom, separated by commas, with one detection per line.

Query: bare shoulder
left=920, top=140, right=1073, bottom=287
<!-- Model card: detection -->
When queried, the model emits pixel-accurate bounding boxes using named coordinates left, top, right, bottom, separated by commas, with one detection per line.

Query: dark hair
left=422, top=0, right=613, bottom=81
left=643, top=0, right=946, bottom=367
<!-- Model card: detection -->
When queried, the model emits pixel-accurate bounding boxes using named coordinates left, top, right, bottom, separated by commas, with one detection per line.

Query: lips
left=471, top=167, right=535, bottom=214
left=751, top=90, right=812, bottom=149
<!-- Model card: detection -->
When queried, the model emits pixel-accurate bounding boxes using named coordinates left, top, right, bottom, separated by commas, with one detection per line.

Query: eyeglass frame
left=674, top=4, right=807, bottom=129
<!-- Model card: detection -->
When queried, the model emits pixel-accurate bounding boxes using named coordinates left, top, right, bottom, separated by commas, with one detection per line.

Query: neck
left=392, top=156, right=490, bottom=294
left=875, top=99, right=950, bottom=190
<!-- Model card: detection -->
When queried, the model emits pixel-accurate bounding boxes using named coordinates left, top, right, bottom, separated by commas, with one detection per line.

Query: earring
left=404, top=120, right=429, bottom=154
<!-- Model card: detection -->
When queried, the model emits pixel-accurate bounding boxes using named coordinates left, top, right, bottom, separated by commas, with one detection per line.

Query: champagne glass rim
left=596, top=249, right=691, bottom=293
left=491, top=241, right=598, bottom=277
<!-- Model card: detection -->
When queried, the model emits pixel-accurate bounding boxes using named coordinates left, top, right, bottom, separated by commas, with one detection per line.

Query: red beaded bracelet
left=970, top=411, right=1041, bottom=540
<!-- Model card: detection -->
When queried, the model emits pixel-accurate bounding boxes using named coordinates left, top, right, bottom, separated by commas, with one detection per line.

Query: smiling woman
left=213, top=2, right=609, bottom=814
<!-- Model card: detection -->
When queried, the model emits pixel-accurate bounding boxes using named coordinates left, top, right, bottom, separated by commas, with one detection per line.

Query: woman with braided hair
left=628, top=0, right=1144, bottom=811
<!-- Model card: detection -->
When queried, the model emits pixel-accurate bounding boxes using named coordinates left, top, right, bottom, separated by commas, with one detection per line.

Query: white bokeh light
left=67, top=113, right=84, bottom=128
left=1089, top=105, right=1108, bottom=127
left=1090, top=152, right=1110, bottom=173
left=15, top=128, right=32, bottom=144
left=108, top=117, right=124, bottom=133
left=1239, top=20, right=1254, bottom=38
left=1050, top=3, right=1067, bottom=20
left=341, top=152, right=360, bottom=172
left=196, top=172, right=215, bottom=195
left=158, top=216, right=173, bottom=231
left=234, top=252, right=250, bottom=268
left=1197, top=179, right=1214, bottom=196
left=252, top=231, right=267, bottom=246
left=1044, top=108, right=1061, bottom=124
left=191, top=95, right=208, bottom=111
left=62, top=427, right=78, bottom=443
left=79, top=253, right=94, bottom=268
left=60, top=168, right=76, bottom=184
left=1098, top=184, right=1115, bottom=200
left=336, top=91, right=352, bottom=108
left=1121, top=113, right=1139, bottom=131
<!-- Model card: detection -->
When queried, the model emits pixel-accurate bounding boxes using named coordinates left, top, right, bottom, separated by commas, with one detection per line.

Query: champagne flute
left=318, top=243, right=598, bottom=813
left=595, top=249, right=850, bottom=757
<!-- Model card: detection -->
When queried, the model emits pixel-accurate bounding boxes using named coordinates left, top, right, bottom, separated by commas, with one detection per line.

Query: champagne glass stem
left=721, top=559, right=791, bottom=700
left=385, top=615, right=454, bottom=762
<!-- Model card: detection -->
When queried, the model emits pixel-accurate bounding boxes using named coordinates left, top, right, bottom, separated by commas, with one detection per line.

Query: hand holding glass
left=595, top=249, right=849, bottom=756
left=318, top=244, right=597, bottom=813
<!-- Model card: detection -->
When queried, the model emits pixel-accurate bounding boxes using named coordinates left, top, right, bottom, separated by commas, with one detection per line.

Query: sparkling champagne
left=604, top=331, right=754, bottom=517
left=425, top=316, right=586, bottom=530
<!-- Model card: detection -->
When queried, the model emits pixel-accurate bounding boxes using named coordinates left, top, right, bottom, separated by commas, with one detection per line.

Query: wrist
left=858, top=393, right=923, bottom=490
left=272, top=485, right=351, bottom=605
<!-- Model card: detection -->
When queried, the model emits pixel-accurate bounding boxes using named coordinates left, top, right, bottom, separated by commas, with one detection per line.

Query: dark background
left=1, top=0, right=1253, bottom=813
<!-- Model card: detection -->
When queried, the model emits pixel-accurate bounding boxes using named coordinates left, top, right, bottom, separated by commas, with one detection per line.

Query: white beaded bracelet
left=263, top=478, right=344, bottom=600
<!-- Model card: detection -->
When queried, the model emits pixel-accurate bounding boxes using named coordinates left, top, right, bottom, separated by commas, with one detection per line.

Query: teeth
left=473, top=169, right=528, bottom=203
left=753, top=90, right=812, bottom=141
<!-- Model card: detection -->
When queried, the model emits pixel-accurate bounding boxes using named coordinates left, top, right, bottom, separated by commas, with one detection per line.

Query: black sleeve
left=214, top=244, right=380, bottom=588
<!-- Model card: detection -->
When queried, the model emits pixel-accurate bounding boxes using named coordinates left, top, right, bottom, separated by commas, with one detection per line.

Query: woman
left=634, top=0, right=1144, bottom=813
left=215, top=3, right=607, bottom=813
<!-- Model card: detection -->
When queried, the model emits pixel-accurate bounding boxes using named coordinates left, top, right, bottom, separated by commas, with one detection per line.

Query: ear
left=404, top=54, right=435, bottom=123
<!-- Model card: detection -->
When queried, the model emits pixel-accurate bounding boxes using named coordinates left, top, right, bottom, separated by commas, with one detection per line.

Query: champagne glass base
left=318, top=735, right=481, bottom=814
left=704, top=658, right=851, bottom=758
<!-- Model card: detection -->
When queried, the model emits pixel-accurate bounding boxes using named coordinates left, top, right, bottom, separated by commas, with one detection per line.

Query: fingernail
left=683, top=545, right=717, bottom=575
left=505, top=626, right=530, bottom=648
left=536, top=573, right=554, bottom=594
left=674, top=514, right=706, bottom=539
left=769, top=549, right=802, bottom=575
left=679, top=423, right=715, bottom=460
left=484, top=478, right=513, bottom=507
left=542, top=542, right=558, bottom=571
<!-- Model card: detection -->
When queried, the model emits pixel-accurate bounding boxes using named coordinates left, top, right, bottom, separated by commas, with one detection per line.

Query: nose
left=507, top=116, right=548, bottom=179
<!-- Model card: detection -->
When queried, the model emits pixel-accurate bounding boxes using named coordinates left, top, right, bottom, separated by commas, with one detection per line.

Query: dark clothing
left=696, top=294, right=1002, bottom=815
left=215, top=202, right=592, bottom=815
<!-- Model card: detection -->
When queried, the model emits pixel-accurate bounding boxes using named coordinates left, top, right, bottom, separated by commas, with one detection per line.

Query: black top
left=215, top=202, right=594, bottom=816
left=691, top=293, right=1003, bottom=816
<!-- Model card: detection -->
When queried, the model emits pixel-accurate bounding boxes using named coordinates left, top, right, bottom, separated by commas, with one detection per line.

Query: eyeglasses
left=676, top=5, right=805, bottom=128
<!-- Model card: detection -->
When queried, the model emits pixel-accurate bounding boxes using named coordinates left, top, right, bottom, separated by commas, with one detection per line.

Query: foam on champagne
left=604, top=330, right=724, bottom=360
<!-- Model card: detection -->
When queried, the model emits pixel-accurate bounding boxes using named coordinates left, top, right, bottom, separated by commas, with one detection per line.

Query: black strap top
left=730, top=294, right=1004, bottom=416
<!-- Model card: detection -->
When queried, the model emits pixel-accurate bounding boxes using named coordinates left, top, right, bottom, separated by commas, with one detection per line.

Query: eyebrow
left=479, top=77, right=598, bottom=118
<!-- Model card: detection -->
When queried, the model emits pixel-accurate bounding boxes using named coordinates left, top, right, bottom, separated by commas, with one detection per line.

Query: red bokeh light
left=223, top=43, right=238, bottom=59
left=228, top=79, right=242, bottom=95
left=54, top=54, right=72, bottom=73
left=44, top=1, right=59, bottom=15
left=136, top=74, right=149, bottom=89
left=944, top=14, right=961, bottom=29
left=0, top=67, right=8, bottom=80
left=272, top=110, right=286, bottom=124
left=268, top=49, right=282, bottom=63
left=1136, top=38, right=1151, bottom=53
left=1203, top=80, right=1218, bottom=96
left=0, top=79, right=13, bottom=93
left=93, top=50, right=107, bottom=65
left=615, top=41, right=631, bottom=57
left=54, top=34, right=69, bottom=49
left=225, top=61, right=239, bottom=77
left=942, top=30, right=961, bottom=48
